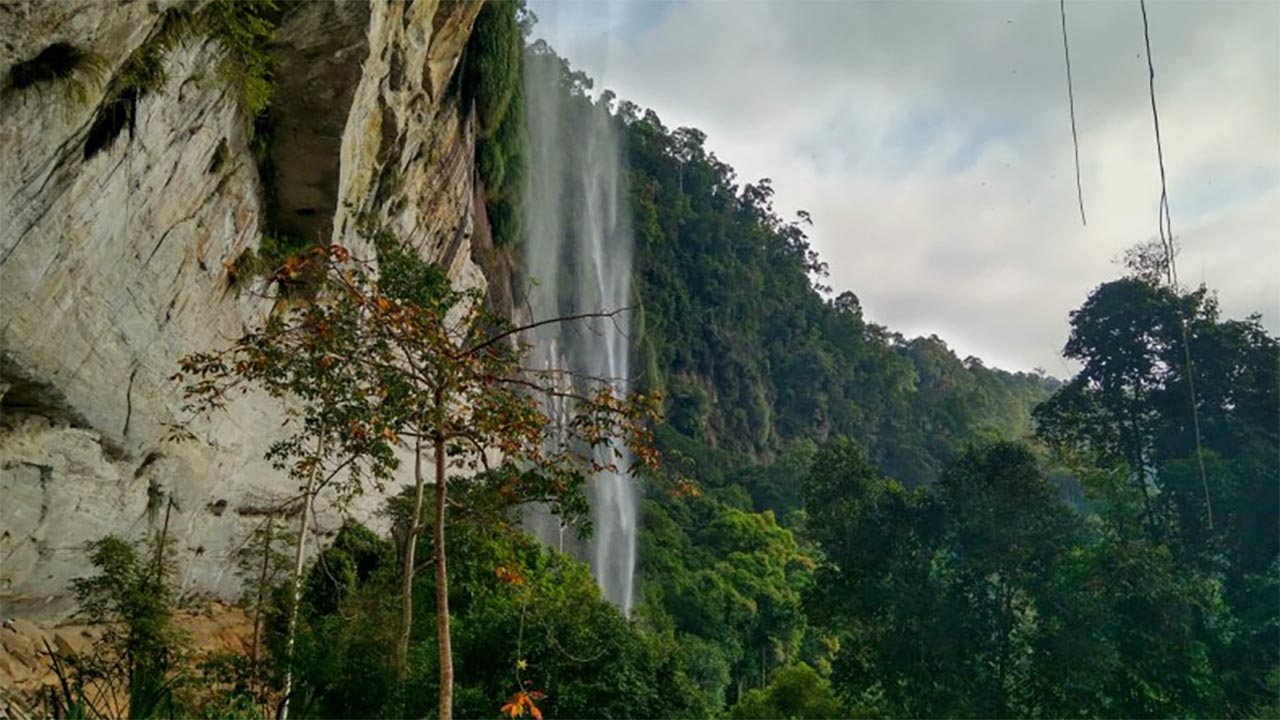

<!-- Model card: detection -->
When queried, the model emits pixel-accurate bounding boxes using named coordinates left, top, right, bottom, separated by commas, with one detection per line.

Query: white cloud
left=531, top=0, right=1280, bottom=372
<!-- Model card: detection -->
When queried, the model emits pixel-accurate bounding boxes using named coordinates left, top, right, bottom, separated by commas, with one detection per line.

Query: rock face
left=0, top=0, right=484, bottom=620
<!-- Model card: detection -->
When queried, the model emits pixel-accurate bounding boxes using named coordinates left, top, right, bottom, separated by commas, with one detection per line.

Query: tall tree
left=175, top=246, right=402, bottom=719
left=936, top=442, right=1078, bottom=716
left=1035, top=272, right=1280, bottom=714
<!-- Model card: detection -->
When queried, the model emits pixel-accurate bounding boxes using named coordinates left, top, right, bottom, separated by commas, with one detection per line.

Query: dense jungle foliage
left=40, top=4, right=1277, bottom=719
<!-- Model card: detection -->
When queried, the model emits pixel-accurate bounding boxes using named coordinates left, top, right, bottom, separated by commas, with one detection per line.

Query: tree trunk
left=154, top=496, right=173, bottom=581
left=760, top=645, right=767, bottom=689
left=1125, top=401, right=1159, bottom=538
left=995, top=582, right=1013, bottom=717
left=280, top=448, right=321, bottom=720
left=396, top=436, right=428, bottom=680
left=434, top=433, right=453, bottom=720
left=251, top=516, right=274, bottom=696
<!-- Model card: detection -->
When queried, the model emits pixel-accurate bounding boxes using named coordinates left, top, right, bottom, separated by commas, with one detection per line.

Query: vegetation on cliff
left=82, top=0, right=278, bottom=160
left=463, top=0, right=529, bottom=250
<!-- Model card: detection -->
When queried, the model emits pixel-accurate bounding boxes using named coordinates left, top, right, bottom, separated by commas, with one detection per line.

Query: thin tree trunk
left=397, top=435, right=428, bottom=680
left=250, top=516, right=274, bottom=697
left=434, top=433, right=453, bottom=720
left=996, top=582, right=1013, bottom=717
left=154, top=496, right=173, bottom=581
left=761, top=645, right=767, bottom=689
left=1126, top=402, right=1158, bottom=538
left=280, top=439, right=322, bottom=720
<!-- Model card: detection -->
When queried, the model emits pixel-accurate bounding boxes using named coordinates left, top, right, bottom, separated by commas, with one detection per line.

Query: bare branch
left=462, top=307, right=636, bottom=357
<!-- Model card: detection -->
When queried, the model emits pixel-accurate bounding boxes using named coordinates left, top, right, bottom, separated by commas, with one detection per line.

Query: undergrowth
left=228, top=232, right=315, bottom=292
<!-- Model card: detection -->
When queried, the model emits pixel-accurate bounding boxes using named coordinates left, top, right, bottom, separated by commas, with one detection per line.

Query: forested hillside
left=523, top=42, right=1058, bottom=490
left=627, top=109, right=1057, bottom=485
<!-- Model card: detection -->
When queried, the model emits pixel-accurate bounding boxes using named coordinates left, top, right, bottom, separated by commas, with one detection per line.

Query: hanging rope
left=1059, top=0, right=1087, bottom=226
left=1138, top=0, right=1212, bottom=530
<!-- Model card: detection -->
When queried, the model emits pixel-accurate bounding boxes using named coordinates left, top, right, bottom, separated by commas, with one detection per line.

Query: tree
left=935, top=442, right=1078, bottom=716
left=1037, top=278, right=1181, bottom=536
left=178, top=233, right=662, bottom=719
left=176, top=245, right=403, bottom=719
left=729, top=663, right=843, bottom=720
left=1035, top=272, right=1280, bottom=715
left=804, top=440, right=1082, bottom=718
left=233, top=514, right=296, bottom=706
left=67, top=535, right=185, bottom=718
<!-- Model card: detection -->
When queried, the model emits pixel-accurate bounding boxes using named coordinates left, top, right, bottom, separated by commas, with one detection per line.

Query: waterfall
left=521, top=46, right=637, bottom=615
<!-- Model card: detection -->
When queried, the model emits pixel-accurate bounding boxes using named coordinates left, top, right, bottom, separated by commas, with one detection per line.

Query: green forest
left=39, top=3, right=1277, bottom=719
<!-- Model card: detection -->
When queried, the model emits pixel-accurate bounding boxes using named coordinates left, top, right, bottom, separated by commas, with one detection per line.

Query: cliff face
left=0, top=0, right=484, bottom=620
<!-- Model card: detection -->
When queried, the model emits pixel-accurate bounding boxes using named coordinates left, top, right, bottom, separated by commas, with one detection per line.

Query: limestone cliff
left=0, top=0, right=484, bottom=620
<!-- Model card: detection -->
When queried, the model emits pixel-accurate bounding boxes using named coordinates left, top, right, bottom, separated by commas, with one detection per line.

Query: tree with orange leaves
left=176, top=227, right=663, bottom=720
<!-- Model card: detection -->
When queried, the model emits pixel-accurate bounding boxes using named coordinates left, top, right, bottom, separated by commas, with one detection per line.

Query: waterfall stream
left=522, top=49, right=637, bottom=615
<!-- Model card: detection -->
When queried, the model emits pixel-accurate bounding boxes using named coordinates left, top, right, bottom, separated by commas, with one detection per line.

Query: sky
left=526, top=0, right=1279, bottom=373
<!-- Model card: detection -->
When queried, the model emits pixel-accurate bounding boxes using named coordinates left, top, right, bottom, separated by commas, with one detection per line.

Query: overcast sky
left=527, top=0, right=1279, bottom=373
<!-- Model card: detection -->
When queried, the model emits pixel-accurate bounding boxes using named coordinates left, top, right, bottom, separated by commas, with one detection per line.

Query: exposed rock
left=0, top=0, right=486, bottom=621
left=471, top=173, right=521, bottom=323
left=0, top=602, right=241, bottom=713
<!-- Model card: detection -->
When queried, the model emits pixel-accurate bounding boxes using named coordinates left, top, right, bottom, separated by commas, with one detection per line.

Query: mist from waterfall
left=522, top=48, right=637, bottom=615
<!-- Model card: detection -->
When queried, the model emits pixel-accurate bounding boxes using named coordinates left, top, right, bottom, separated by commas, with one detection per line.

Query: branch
left=454, top=432, right=494, bottom=474
left=310, top=451, right=362, bottom=497
left=462, top=307, right=635, bottom=358
left=514, top=363, right=634, bottom=387
left=493, top=374, right=611, bottom=406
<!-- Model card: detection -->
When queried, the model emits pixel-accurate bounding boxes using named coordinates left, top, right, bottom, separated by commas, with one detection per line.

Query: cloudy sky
left=527, top=0, right=1279, bottom=373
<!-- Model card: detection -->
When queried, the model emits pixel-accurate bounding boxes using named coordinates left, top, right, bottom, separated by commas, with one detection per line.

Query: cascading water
left=521, top=45, right=637, bottom=614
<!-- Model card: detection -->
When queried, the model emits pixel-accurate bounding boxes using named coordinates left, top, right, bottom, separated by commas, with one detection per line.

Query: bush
left=44, top=535, right=187, bottom=718
left=729, top=663, right=844, bottom=720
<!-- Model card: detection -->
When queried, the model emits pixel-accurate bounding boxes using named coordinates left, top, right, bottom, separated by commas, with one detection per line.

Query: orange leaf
left=495, top=566, right=525, bottom=585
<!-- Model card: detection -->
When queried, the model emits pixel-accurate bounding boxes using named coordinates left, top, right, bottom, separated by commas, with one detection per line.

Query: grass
left=4, top=42, right=109, bottom=106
